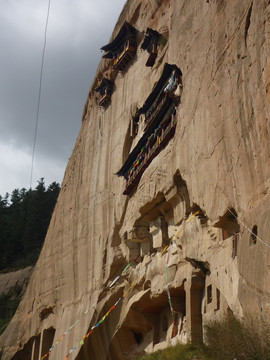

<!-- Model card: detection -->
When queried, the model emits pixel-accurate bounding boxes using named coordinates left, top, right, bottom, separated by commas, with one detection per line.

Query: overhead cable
left=227, top=207, right=270, bottom=249
left=30, top=0, right=51, bottom=188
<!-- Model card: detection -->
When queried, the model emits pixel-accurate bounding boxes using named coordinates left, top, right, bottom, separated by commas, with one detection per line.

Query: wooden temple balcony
left=123, top=113, right=177, bottom=196
left=99, top=93, right=111, bottom=108
left=116, top=63, right=182, bottom=196
left=140, top=63, right=182, bottom=131
left=141, top=28, right=160, bottom=67
left=113, top=41, right=136, bottom=71
left=144, top=93, right=169, bottom=130
left=101, top=22, right=137, bottom=72
left=95, top=78, right=114, bottom=109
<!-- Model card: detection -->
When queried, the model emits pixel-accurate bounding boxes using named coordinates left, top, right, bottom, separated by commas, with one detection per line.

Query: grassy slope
left=136, top=314, right=270, bottom=360
left=136, top=344, right=210, bottom=360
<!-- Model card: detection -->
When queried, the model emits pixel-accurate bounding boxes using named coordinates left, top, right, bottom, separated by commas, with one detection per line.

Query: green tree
left=0, top=179, right=60, bottom=271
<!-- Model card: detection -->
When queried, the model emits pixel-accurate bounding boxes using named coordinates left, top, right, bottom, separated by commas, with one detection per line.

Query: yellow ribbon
left=172, top=210, right=199, bottom=241
left=123, top=282, right=136, bottom=298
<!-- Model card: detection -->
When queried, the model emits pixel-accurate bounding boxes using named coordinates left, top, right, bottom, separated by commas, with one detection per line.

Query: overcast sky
left=0, top=0, right=126, bottom=197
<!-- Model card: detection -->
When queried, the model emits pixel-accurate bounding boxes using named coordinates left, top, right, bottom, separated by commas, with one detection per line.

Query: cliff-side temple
left=95, top=78, right=114, bottom=109
left=1, top=0, right=270, bottom=359
left=117, top=63, right=182, bottom=195
left=140, top=28, right=161, bottom=67
left=101, top=21, right=137, bottom=72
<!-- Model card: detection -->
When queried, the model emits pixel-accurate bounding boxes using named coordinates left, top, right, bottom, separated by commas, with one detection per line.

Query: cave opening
left=133, top=331, right=143, bottom=345
left=214, top=208, right=240, bottom=241
left=250, top=225, right=258, bottom=245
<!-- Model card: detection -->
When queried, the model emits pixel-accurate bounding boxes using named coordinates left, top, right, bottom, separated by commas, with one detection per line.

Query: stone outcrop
left=1, top=0, right=270, bottom=359
left=0, top=267, right=33, bottom=297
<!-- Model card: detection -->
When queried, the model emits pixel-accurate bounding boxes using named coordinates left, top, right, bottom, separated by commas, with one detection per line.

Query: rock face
left=0, top=267, right=33, bottom=297
left=1, top=0, right=270, bottom=359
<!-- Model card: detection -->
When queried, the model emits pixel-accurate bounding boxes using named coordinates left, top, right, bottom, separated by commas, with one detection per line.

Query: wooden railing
left=113, top=41, right=136, bottom=71
left=144, top=93, right=168, bottom=129
left=124, top=114, right=177, bottom=195
left=99, top=93, right=111, bottom=107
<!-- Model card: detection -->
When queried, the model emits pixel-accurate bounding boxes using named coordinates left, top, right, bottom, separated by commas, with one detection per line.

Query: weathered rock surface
left=1, top=0, right=270, bottom=359
left=0, top=267, right=33, bottom=297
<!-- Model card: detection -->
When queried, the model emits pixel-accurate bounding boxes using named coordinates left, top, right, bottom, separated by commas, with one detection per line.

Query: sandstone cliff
left=1, top=0, right=270, bottom=359
left=0, top=267, right=33, bottom=297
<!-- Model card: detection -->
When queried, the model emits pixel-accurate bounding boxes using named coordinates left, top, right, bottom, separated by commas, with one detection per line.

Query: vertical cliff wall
left=1, top=0, right=270, bottom=359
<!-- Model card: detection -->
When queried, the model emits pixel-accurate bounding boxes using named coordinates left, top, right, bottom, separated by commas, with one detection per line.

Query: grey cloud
left=0, top=0, right=126, bottom=194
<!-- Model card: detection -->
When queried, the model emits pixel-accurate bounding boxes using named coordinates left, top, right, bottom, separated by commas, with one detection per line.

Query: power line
left=30, top=0, right=51, bottom=189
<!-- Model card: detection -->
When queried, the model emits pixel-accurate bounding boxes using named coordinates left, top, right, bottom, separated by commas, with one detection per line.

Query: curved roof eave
left=101, top=21, right=136, bottom=53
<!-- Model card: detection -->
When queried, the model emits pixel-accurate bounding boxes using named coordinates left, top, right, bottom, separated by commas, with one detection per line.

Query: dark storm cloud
left=0, top=0, right=126, bottom=195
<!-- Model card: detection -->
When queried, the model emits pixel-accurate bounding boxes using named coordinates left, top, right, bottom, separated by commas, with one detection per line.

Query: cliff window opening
left=39, top=306, right=54, bottom=321
left=232, top=232, right=239, bottom=258
left=162, top=315, right=168, bottom=332
left=11, top=338, right=35, bottom=360
left=152, top=290, right=186, bottom=345
left=141, top=28, right=161, bottom=67
left=133, top=331, right=143, bottom=345
left=41, top=328, right=55, bottom=358
left=250, top=225, right=258, bottom=245
left=207, top=285, right=212, bottom=304
left=130, top=114, right=139, bottom=138
left=214, top=209, right=240, bottom=241
left=216, top=288, right=220, bottom=310
left=101, top=22, right=137, bottom=72
left=32, top=335, right=40, bottom=360
left=116, top=64, right=182, bottom=195
left=95, top=78, right=114, bottom=108
left=153, top=307, right=173, bottom=345
left=11, top=333, right=45, bottom=360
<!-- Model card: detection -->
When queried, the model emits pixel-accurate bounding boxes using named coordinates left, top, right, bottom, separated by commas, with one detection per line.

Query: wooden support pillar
left=31, top=339, right=35, bottom=360
left=30, top=334, right=41, bottom=360
left=40, top=328, right=56, bottom=359
left=38, top=330, right=44, bottom=360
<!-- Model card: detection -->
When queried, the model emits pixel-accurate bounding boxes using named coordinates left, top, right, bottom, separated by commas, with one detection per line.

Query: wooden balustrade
left=113, top=42, right=136, bottom=71
left=124, top=115, right=177, bottom=195
left=99, top=93, right=111, bottom=107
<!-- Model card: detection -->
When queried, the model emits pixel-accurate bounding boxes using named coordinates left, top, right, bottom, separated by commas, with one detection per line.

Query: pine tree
left=0, top=179, right=60, bottom=271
